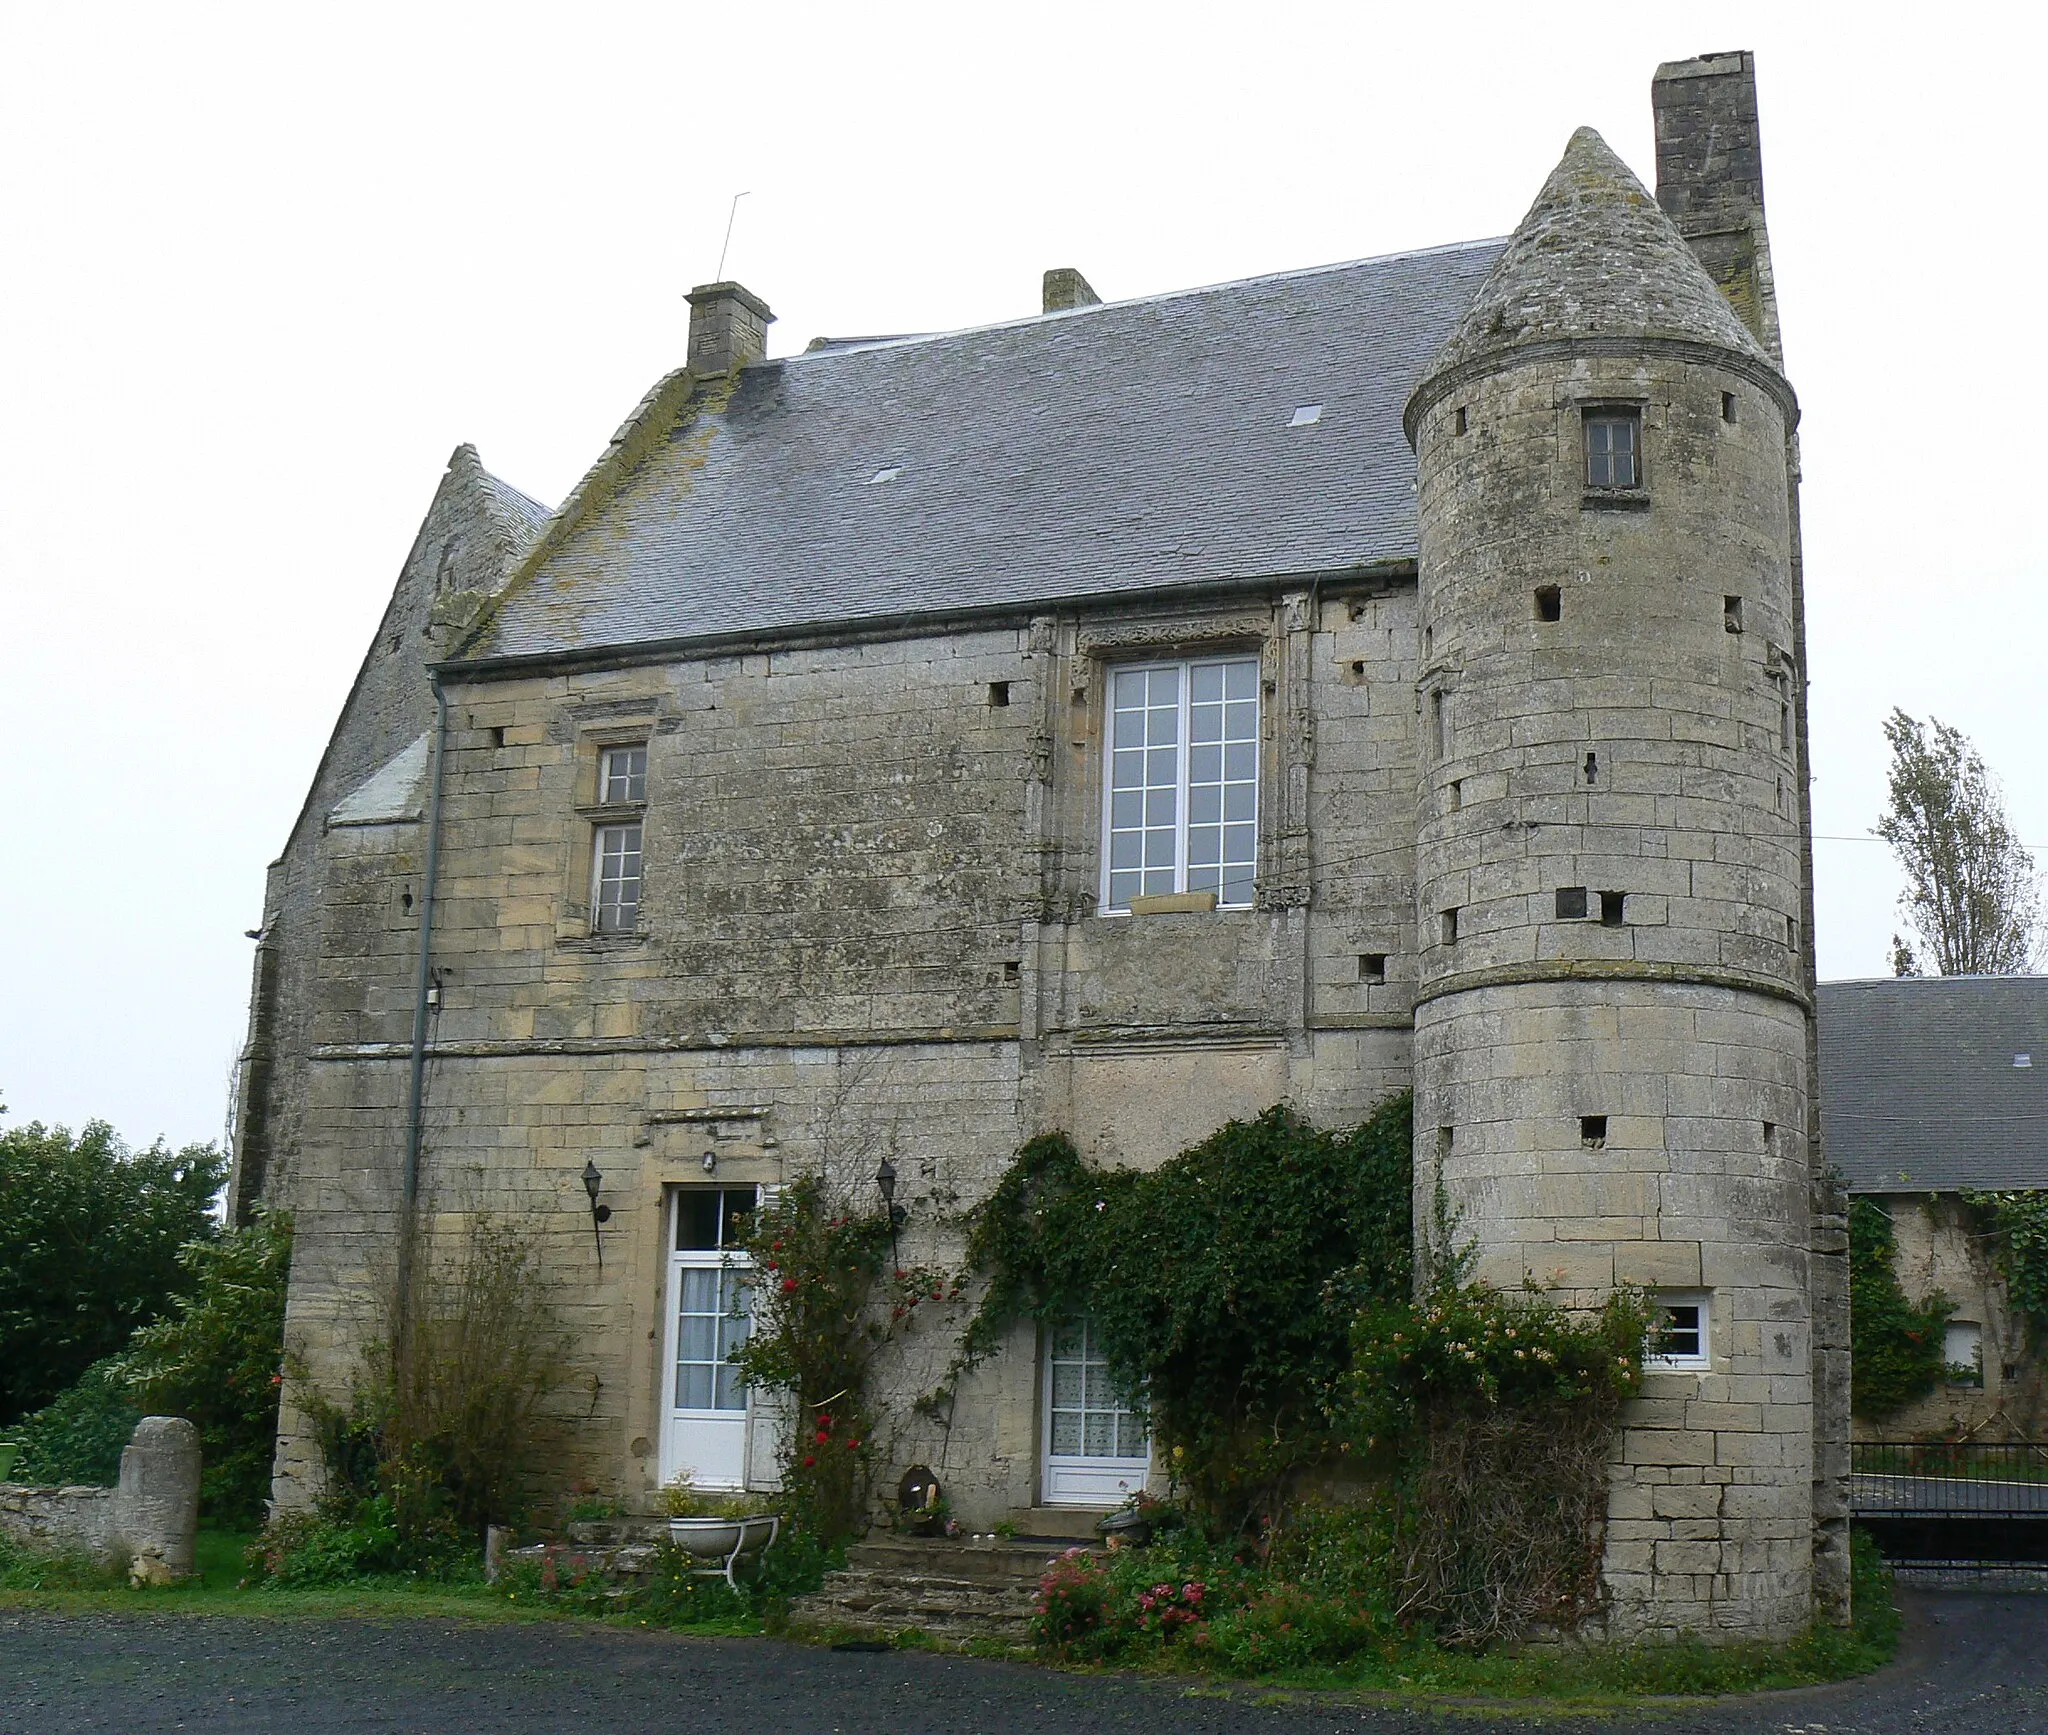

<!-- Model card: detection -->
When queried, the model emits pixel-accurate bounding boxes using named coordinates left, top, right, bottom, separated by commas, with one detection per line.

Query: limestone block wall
left=0, top=1417, right=201, bottom=1583
left=230, top=451, right=541, bottom=1220
left=275, top=588, right=1425, bottom=1523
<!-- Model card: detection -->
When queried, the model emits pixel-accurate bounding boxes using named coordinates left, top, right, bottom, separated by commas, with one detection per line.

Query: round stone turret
left=1405, top=127, right=1815, bottom=1640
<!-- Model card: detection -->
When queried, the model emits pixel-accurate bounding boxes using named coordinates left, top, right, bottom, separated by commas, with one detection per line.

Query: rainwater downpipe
left=395, top=674, right=450, bottom=1357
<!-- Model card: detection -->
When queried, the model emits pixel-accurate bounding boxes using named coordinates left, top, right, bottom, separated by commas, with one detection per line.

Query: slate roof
left=468, top=240, right=1505, bottom=664
left=327, top=732, right=430, bottom=828
left=1415, top=128, right=1774, bottom=410
left=1818, top=977, right=2048, bottom=1193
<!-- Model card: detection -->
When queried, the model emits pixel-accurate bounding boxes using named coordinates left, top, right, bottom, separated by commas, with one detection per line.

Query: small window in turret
left=1721, top=392, right=1738, bottom=424
left=1583, top=410, right=1641, bottom=489
left=1724, top=596, right=1744, bottom=634
left=1454, top=406, right=1468, bottom=435
left=1599, top=891, right=1625, bottom=927
left=1535, top=585, right=1561, bottom=623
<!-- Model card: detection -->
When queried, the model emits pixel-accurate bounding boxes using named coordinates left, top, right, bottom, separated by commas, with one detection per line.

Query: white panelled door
left=658, top=1186, right=759, bottom=1492
left=1041, top=1316, right=1149, bottom=1506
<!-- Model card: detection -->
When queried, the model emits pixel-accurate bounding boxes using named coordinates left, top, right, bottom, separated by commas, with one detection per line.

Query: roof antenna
left=716, top=191, right=751, bottom=282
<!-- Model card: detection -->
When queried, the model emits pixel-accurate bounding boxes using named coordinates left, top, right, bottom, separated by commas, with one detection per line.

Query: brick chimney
left=686, top=281, right=775, bottom=375
left=1042, top=267, right=1102, bottom=313
left=1651, top=51, right=1781, bottom=365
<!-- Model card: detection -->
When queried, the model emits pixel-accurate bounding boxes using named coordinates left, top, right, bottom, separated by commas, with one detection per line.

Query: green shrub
left=9, top=1358, right=141, bottom=1486
left=0, top=1120, right=225, bottom=1426
left=1203, top=1584, right=1375, bottom=1674
left=955, top=1097, right=1412, bottom=1525
left=1849, top=1199, right=1952, bottom=1418
left=123, top=1213, right=292, bottom=1524
left=730, top=1177, right=948, bottom=1544
left=1351, top=1281, right=1651, bottom=1648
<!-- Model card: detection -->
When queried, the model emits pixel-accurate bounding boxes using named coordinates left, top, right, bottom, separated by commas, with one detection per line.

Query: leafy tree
left=8, top=1358, right=142, bottom=1485
left=123, top=1213, right=293, bottom=1522
left=1878, top=708, right=2041, bottom=975
left=0, top=1121, right=225, bottom=1426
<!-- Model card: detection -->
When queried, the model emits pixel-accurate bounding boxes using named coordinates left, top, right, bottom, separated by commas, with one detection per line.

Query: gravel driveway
left=3, top=1591, right=2043, bottom=1735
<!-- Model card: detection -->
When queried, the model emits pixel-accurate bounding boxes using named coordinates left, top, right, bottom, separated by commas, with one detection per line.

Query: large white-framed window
left=1102, top=656, right=1259, bottom=912
left=589, top=742, right=648, bottom=934
left=658, top=1185, right=760, bottom=1492
left=1042, top=1316, right=1150, bottom=1506
left=1645, top=1291, right=1712, bottom=1372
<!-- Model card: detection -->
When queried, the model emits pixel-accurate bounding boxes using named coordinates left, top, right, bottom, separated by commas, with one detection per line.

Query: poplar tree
left=1878, top=709, right=2041, bottom=976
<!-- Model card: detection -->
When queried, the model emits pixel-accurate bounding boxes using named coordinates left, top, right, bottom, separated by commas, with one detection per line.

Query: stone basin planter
left=1097, top=1507, right=1152, bottom=1547
left=668, top=1514, right=779, bottom=1589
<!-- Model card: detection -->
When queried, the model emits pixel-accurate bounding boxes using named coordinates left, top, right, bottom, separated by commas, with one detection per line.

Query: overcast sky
left=4, top=2, right=2043, bottom=1151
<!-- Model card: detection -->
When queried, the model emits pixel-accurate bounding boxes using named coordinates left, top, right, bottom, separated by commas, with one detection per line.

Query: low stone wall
left=0, top=1416, right=201, bottom=1583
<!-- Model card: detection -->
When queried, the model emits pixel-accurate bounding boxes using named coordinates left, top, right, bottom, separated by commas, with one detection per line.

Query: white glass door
left=659, top=1187, right=758, bottom=1492
left=1041, top=1317, right=1149, bottom=1506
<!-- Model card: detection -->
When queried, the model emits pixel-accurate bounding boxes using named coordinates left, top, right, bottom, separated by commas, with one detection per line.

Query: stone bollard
left=484, top=1523, right=508, bottom=1585
left=113, top=1416, right=201, bottom=1585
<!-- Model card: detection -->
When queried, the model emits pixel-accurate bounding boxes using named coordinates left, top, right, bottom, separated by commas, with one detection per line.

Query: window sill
left=576, top=802, right=647, bottom=823
left=1124, top=891, right=1221, bottom=916
left=558, top=930, right=650, bottom=952
left=1581, top=489, right=1650, bottom=513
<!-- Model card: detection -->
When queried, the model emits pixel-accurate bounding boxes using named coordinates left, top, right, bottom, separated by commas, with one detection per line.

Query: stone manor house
left=231, top=51, right=1848, bottom=1638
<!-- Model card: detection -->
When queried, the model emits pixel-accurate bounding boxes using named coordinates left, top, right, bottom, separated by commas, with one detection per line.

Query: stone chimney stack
left=1652, top=51, right=1781, bottom=364
left=1041, top=267, right=1102, bottom=313
left=686, top=281, right=775, bottom=375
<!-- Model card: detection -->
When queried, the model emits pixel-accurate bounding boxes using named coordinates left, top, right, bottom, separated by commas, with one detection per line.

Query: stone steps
left=788, top=1536, right=1091, bottom=1646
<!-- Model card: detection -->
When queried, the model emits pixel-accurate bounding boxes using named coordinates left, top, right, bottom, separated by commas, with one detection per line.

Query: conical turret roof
left=1410, top=127, right=1777, bottom=424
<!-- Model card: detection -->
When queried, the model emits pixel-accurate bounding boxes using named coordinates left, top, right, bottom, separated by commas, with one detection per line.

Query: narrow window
left=1787, top=914, right=1798, bottom=948
left=988, top=680, right=1011, bottom=707
left=1535, top=584, right=1562, bottom=622
left=489, top=725, right=507, bottom=749
left=1780, top=699, right=1792, bottom=749
left=1584, top=751, right=1598, bottom=785
left=1762, top=1120, right=1776, bottom=1146
left=1454, top=406, right=1468, bottom=435
left=599, top=743, right=648, bottom=804
left=1359, top=953, right=1387, bottom=984
left=591, top=822, right=644, bottom=933
left=1436, top=1126, right=1453, bottom=1163
left=1724, top=595, right=1744, bottom=634
left=1441, top=908, right=1459, bottom=945
left=1721, top=391, right=1738, bottom=424
left=1555, top=887, right=1589, bottom=920
left=1423, top=626, right=1434, bottom=660
left=1448, top=778, right=1462, bottom=811
left=1584, top=409, right=1641, bottom=488
left=1431, top=690, right=1449, bottom=758
left=1580, top=1114, right=1607, bottom=1148
left=1647, top=1294, right=1711, bottom=1370
left=1103, top=656, right=1259, bottom=912
left=1002, top=959, right=1021, bottom=982
left=1944, top=1322, right=1984, bottom=1387
left=1600, top=890, right=1626, bottom=927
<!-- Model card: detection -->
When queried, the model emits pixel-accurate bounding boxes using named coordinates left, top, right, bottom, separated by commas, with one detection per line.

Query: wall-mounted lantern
left=876, top=1158, right=907, bottom=1251
left=581, top=1158, right=612, bottom=1265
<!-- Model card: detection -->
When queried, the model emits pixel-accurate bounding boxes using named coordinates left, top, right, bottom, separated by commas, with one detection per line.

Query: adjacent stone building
left=233, top=52, right=1848, bottom=1637
left=1820, top=975, right=2048, bottom=1438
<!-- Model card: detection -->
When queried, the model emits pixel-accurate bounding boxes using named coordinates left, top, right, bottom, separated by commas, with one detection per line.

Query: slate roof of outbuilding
left=1818, top=977, right=2048, bottom=1193
left=1412, top=127, right=1774, bottom=421
left=466, top=239, right=1505, bottom=664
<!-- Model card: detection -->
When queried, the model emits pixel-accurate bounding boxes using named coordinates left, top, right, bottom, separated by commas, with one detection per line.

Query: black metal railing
left=1853, top=1439, right=2048, bottom=1567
